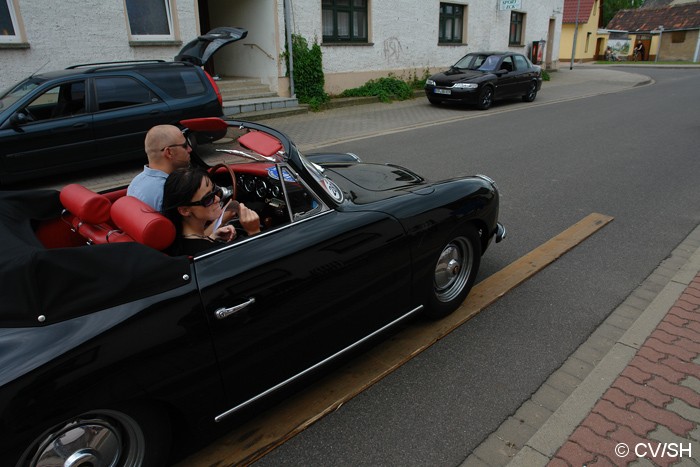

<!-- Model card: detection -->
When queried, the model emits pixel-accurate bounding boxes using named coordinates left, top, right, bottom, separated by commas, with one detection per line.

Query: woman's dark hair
left=162, top=167, right=210, bottom=237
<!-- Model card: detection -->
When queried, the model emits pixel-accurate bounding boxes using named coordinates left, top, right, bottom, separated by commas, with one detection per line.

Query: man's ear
left=177, top=206, right=191, bottom=217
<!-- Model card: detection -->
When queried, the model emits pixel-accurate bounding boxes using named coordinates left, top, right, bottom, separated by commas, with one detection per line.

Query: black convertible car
left=0, top=118, right=504, bottom=466
left=425, top=51, right=542, bottom=110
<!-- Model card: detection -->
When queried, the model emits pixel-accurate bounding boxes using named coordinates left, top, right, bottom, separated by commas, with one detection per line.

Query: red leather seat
left=59, top=185, right=175, bottom=250
left=60, top=184, right=118, bottom=245
left=111, top=196, right=175, bottom=251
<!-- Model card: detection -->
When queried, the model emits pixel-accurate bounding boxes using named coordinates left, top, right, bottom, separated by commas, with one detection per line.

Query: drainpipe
left=284, top=0, right=296, bottom=98
left=570, top=0, right=581, bottom=70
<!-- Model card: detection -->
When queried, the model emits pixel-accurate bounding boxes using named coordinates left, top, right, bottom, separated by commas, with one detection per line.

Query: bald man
left=127, top=124, right=192, bottom=211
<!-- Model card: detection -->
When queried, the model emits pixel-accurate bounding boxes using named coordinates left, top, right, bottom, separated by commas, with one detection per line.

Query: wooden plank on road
left=177, top=213, right=614, bottom=466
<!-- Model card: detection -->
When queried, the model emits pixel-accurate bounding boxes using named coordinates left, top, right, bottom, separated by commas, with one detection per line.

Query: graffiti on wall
left=383, top=37, right=402, bottom=64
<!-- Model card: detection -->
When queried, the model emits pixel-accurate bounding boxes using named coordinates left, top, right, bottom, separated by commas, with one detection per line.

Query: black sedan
left=425, top=51, right=542, bottom=110
left=0, top=117, right=505, bottom=466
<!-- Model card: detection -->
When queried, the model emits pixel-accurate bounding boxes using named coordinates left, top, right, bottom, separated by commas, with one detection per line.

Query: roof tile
left=607, top=4, right=700, bottom=31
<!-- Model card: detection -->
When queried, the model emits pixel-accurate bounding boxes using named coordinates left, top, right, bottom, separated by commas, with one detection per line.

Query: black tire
left=424, top=224, right=481, bottom=319
left=427, top=97, right=441, bottom=106
left=476, top=86, right=493, bottom=110
left=19, top=406, right=170, bottom=467
left=522, top=81, right=538, bottom=102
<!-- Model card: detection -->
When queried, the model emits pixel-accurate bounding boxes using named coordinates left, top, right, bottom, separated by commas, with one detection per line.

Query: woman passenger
left=162, top=167, right=260, bottom=256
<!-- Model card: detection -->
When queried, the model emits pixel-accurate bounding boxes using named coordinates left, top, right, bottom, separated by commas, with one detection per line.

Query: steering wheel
left=22, top=108, right=37, bottom=123
left=208, top=163, right=237, bottom=202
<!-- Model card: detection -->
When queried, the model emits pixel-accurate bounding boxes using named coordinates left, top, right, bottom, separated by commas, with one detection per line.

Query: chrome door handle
left=214, top=298, right=256, bottom=320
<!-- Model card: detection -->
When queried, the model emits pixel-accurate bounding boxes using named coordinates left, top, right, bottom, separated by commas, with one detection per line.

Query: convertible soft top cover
left=0, top=190, right=191, bottom=328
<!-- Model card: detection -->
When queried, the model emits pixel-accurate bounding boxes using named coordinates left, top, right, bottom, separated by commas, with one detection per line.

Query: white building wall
left=284, top=0, right=563, bottom=94
left=0, top=0, right=198, bottom=91
left=2, top=0, right=562, bottom=98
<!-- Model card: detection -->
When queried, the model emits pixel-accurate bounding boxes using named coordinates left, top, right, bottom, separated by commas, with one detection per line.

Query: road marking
left=176, top=213, right=614, bottom=466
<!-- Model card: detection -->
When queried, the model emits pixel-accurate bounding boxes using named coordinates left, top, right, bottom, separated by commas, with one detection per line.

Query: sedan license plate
left=434, top=88, right=451, bottom=95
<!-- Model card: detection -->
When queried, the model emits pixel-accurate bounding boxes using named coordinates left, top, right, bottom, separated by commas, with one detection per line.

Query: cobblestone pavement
left=463, top=225, right=700, bottom=467
left=551, top=274, right=700, bottom=466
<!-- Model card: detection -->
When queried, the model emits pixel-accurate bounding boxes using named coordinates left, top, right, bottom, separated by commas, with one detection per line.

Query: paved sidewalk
left=463, top=225, right=700, bottom=466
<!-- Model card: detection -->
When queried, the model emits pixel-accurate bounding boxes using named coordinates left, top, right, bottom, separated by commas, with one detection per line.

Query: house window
left=322, top=0, right=368, bottom=43
left=124, top=0, right=175, bottom=41
left=439, top=3, right=465, bottom=44
left=672, top=31, right=686, bottom=43
left=0, top=0, right=22, bottom=43
left=509, top=11, right=524, bottom=46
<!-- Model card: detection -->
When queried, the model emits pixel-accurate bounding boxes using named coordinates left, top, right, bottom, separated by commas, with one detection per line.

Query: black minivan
left=0, top=27, right=246, bottom=184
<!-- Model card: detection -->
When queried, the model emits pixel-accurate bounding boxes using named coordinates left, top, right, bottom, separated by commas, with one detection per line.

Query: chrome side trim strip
left=214, top=304, right=424, bottom=422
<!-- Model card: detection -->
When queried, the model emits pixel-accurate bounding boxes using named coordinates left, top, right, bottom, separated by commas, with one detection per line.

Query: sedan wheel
left=522, top=81, right=538, bottom=102
left=476, top=86, right=493, bottom=110
left=22, top=408, right=167, bottom=467
left=425, top=225, right=481, bottom=319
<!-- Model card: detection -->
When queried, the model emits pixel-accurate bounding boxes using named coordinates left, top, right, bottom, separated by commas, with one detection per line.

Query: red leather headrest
left=180, top=117, right=228, bottom=132
left=238, top=131, right=283, bottom=157
left=60, top=184, right=111, bottom=224
left=111, top=196, right=175, bottom=251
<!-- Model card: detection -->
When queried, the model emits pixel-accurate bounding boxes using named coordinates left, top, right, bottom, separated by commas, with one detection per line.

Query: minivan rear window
left=138, top=68, right=207, bottom=98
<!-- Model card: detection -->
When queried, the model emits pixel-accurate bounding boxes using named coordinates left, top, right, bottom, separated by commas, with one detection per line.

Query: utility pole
left=655, top=25, right=664, bottom=63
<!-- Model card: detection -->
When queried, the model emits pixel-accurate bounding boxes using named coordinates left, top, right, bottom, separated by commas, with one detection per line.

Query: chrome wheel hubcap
left=30, top=411, right=145, bottom=467
left=434, top=237, right=473, bottom=302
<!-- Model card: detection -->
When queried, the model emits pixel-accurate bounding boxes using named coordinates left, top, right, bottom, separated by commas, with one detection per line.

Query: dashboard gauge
left=255, top=179, right=269, bottom=198
left=239, top=175, right=255, bottom=193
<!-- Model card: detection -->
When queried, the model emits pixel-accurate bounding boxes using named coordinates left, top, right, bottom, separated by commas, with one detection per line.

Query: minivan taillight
left=204, top=71, right=223, bottom=107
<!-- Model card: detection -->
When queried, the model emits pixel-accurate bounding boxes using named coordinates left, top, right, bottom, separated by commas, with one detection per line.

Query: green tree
left=603, top=0, right=645, bottom=26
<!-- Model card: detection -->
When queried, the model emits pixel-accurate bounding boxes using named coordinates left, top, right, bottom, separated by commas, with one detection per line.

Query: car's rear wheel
left=20, top=407, right=169, bottom=467
left=476, top=86, right=493, bottom=110
left=522, top=81, right=538, bottom=102
left=424, top=224, right=481, bottom=319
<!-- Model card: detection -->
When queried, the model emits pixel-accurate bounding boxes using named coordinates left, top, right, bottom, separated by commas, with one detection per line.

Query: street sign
left=499, top=0, right=522, bottom=10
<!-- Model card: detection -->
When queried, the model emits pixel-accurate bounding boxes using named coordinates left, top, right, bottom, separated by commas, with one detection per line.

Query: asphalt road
left=249, top=67, right=700, bottom=466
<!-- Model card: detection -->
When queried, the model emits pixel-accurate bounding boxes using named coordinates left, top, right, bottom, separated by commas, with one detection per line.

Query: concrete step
left=223, top=96, right=304, bottom=119
left=214, top=77, right=276, bottom=101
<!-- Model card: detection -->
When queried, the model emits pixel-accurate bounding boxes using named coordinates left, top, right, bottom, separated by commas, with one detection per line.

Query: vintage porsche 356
left=0, top=117, right=504, bottom=466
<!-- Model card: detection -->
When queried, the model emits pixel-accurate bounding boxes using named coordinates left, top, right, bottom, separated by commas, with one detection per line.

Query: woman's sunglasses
left=182, top=185, right=224, bottom=208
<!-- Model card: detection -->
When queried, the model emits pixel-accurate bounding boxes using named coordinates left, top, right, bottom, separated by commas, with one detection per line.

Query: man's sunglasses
left=182, top=186, right=224, bottom=208
left=161, top=140, right=190, bottom=151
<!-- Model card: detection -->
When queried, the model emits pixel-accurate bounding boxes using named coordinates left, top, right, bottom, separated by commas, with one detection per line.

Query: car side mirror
left=498, top=69, right=509, bottom=74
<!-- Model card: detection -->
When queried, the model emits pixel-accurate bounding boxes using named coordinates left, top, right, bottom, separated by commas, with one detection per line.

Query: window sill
left=0, top=42, right=30, bottom=49
left=322, top=42, right=373, bottom=47
left=509, top=44, right=526, bottom=48
left=129, top=40, right=183, bottom=47
left=438, top=42, right=467, bottom=46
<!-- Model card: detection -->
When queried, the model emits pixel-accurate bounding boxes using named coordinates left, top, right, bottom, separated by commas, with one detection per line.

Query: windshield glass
left=477, top=55, right=501, bottom=72
left=0, top=78, right=43, bottom=111
left=453, top=54, right=494, bottom=71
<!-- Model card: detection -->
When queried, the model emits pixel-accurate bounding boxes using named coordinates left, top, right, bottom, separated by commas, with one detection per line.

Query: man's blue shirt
left=127, top=166, right=168, bottom=211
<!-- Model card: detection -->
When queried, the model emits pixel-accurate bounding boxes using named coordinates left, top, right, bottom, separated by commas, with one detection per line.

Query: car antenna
left=30, top=60, right=50, bottom=78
